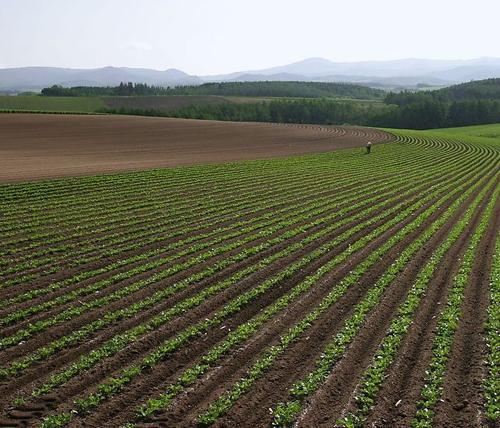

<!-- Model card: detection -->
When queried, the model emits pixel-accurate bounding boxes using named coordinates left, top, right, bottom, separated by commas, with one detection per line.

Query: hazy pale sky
left=1, top=0, right=499, bottom=75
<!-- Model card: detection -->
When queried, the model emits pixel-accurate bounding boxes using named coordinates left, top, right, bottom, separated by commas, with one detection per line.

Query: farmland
left=0, top=96, right=108, bottom=113
left=0, top=115, right=499, bottom=428
left=0, top=95, right=267, bottom=115
left=0, top=114, right=393, bottom=182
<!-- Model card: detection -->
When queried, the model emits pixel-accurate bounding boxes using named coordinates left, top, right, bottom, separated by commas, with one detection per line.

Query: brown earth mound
left=0, top=114, right=394, bottom=182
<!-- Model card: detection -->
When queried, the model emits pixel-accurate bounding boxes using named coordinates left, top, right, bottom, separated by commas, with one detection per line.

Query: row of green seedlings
left=0, top=160, right=338, bottom=258
left=0, top=158, right=362, bottom=260
left=0, top=167, right=366, bottom=287
left=400, top=134, right=498, bottom=170
left=0, top=141, right=394, bottom=231
left=26, top=135, right=480, bottom=424
left=387, top=132, right=454, bottom=155
left=333, top=170, right=500, bottom=427
left=151, top=175, right=473, bottom=427
left=0, top=137, right=472, bottom=298
left=0, top=151, right=404, bottom=284
left=37, top=168, right=447, bottom=427
left=0, top=129, right=434, bottom=218
left=0, top=135, right=430, bottom=241
left=0, top=142, right=472, bottom=322
left=0, top=175, right=423, bottom=378
left=0, top=156, right=243, bottom=199
left=1, top=151, right=402, bottom=279
left=483, top=224, right=500, bottom=421
left=0, top=137, right=484, bottom=320
left=0, top=153, right=347, bottom=238
left=3, top=188, right=360, bottom=295
left=144, top=140, right=499, bottom=428
left=336, top=139, right=496, bottom=426
left=269, top=156, right=498, bottom=425
left=396, top=131, right=470, bottom=155
left=410, top=170, right=500, bottom=426
left=0, top=134, right=450, bottom=275
left=0, top=142, right=438, bottom=310
left=0, top=167, right=229, bottom=234
left=0, top=177, right=344, bottom=290
left=0, top=132, right=452, bottom=242
left=0, top=168, right=408, bottom=329
left=193, top=157, right=493, bottom=427
left=0, top=151, right=292, bottom=212
left=37, top=146, right=482, bottom=424
left=0, top=140, right=369, bottom=205
left=2, top=143, right=474, bottom=349
left=2, top=156, right=348, bottom=260
left=0, top=138, right=484, bottom=382
left=0, top=192, right=371, bottom=337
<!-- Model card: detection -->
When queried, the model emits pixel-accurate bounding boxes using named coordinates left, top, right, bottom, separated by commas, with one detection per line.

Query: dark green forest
left=41, top=82, right=165, bottom=97
left=41, top=81, right=386, bottom=100
left=41, top=79, right=500, bottom=130
left=102, top=99, right=385, bottom=126
left=160, top=81, right=385, bottom=100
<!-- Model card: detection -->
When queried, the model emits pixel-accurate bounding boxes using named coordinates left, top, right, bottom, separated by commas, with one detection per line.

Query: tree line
left=98, top=99, right=387, bottom=126
left=99, top=97, right=500, bottom=130
left=41, top=81, right=386, bottom=100
left=163, top=81, right=386, bottom=100
left=41, top=82, right=168, bottom=97
left=159, top=79, right=500, bottom=129
left=43, top=79, right=500, bottom=130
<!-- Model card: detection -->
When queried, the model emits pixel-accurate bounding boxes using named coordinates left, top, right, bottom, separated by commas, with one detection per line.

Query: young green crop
left=336, top=172, right=499, bottom=428
left=2, top=125, right=500, bottom=428
left=483, top=216, right=500, bottom=421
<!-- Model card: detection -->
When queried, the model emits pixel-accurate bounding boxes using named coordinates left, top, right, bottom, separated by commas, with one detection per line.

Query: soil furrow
left=123, top=168, right=484, bottom=428
left=432, top=184, right=500, bottom=428
left=0, top=175, right=434, bottom=425
left=352, top=173, right=500, bottom=428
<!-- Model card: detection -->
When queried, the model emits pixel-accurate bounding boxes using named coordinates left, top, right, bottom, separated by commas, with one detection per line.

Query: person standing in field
left=365, top=141, right=372, bottom=154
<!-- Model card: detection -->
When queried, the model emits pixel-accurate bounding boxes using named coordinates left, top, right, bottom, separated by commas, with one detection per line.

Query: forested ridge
left=41, top=81, right=385, bottom=100
left=40, top=78, right=500, bottom=130
left=376, top=78, right=500, bottom=129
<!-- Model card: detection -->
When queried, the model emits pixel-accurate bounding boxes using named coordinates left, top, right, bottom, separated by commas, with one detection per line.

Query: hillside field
left=0, top=96, right=108, bottom=113
left=0, top=114, right=393, bottom=182
left=0, top=95, right=271, bottom=115
left=0, top=115, right=499, bottom=427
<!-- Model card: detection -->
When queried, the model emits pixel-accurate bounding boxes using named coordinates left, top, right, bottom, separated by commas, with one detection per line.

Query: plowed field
left=0, top=114, right=392, bottom=183
left=0, top=115, right=499, bottom=428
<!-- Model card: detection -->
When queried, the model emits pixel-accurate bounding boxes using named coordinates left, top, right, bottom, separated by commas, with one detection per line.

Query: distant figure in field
left=365, top=141, right=372, bottom=154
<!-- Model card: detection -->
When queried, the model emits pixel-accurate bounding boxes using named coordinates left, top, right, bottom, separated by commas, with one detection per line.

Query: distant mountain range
left=0, top=66, right=201, bottom=93
left=2, top=57, right=500, bottom=93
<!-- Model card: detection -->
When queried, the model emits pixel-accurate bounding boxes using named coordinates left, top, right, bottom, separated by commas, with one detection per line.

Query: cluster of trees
left=370, top=99, right=500, bottom=129
left=100, top=96, right=500, bottom=130
left=41, top=82, right=170, bottom=97
left=41, top=81, right=386, bottom=100
left=43, top=78, right=500, bottom=130
left=164, top=81, right=386, bottom=100
left=165, top=80, right=500, bottom=129
left=386, top=78, right=500, bottom=104
left=99, top=99, right=386, bottom=126
left=376, top=79, right=500, bottom=129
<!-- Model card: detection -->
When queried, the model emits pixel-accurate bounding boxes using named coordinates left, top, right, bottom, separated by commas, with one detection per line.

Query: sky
left=1, top=0, right=499, bottom=76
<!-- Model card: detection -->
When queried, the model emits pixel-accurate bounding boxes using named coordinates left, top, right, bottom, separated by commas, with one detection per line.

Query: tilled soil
left=0, top=114, right=392, bottom=183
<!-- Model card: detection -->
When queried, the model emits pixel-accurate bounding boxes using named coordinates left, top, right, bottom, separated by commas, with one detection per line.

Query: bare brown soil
left=0, top=114, right=393, bottom=183
left=102, top=95, right=232, bottom=112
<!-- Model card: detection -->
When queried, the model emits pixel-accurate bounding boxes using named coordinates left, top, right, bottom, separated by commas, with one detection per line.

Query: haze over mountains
left=2, top=57, right=500, bottom=92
